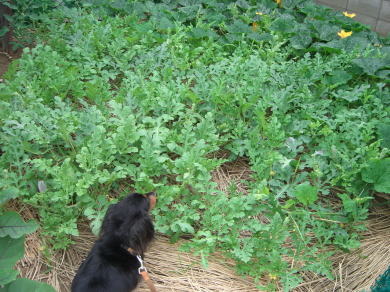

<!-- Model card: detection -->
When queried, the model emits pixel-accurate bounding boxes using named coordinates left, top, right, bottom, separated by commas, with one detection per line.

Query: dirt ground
left=0, top=48, right=21, bottom=78
left=0, top=53, right=10, bottom=77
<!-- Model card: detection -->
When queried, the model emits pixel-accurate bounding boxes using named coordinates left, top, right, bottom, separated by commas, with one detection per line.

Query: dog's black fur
left=71, top=193, right=155, bottom=292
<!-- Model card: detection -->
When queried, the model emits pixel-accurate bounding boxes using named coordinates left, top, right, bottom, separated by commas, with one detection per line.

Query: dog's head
left=100, top=192, right=156, bottom=255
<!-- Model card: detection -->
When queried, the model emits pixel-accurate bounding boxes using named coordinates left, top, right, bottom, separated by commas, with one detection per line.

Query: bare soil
left=0, top=53, right=10, bottom=77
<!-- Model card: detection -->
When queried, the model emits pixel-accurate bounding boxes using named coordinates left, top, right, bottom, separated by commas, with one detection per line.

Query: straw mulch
left=295, top=199, right=390, bottom=292
left=16, top=224, right=260, bottom=292
left=213, top=160, right=390, bottom=291
left=13, top=159, right=390, bottom=291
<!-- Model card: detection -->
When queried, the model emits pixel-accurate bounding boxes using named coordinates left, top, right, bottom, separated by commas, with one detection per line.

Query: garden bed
left=1, top=1, right=389, bottom=291
left=12, top=164, right=390, bottom=291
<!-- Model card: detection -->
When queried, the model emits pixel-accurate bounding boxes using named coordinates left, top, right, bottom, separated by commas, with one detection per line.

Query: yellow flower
left=337, top=29, right=352, bottom=39
left=252, top=22, right=258, bottom=31
left=256, top=12, right=264, bottom=15
left=275, top=0, right=282, bottom=7
left=269, top=273, right=278, bottom=280
left=343, top=11, right=356, bottom=18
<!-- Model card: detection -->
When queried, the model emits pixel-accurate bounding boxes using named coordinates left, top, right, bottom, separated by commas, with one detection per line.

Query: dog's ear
left=99, top=204, right=116, bottom=237
left=120, top=215, right=154, bottom=256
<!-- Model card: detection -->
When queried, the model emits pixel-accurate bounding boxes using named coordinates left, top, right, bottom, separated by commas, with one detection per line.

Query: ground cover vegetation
left=0, top=0, right=389, bottom=290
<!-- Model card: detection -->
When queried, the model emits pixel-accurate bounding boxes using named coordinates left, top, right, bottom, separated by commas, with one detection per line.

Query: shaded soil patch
left=0, top=53, right=11, bottom=77
left=0, top=48, right=21, bottom=78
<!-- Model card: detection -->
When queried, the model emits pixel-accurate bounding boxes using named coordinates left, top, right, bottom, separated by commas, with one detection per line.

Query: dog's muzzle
left=144, top=192, right=156, bottom=210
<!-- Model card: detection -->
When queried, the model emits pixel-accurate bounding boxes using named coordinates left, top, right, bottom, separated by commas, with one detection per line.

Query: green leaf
left=326, top=70, right=352, bottom=86
left=0, top=188, right=19, bottom=205
left=338, top=193, right=355, bottom=214
left=190, top=27, right=218, bottom=39
left=375, top=69, right=390, bottom=80
left=158, top=17, right=175, bottom=30
left=341, top=36, right=370, bottom=51
left=316, top=24, right=339, bottom=41
left=200, top=251, right=208, bottom=269
left=361, top=159, right=390, bottom=193
left=378, top=123, right=390, bottom=149
left=352, top=58, right=386, bottom=76
left=293, top=183, right=318, bottom=206
left=227, top=20, right=252, bottom=34
left=271, top=16, right=295, bottom=34
left=232, top=245, right=252, bottom=263
left=312, top=40, right=342, bottom=53
left=0, top=236, right=24, bottom=285
left=0, top=212, right=39, bottom=239
left=247, top=32, right=273, bottom=42
left=177, top=222, right=195, bottom=234
left=1, top=278, right=56, bottom=292
left=332, top=84, right=370, bottom=102
left=0, top=269, right=19, bottom=287
left=282, top=199, right=296, bottom=209
left=290, top=33, right=312, bottom=49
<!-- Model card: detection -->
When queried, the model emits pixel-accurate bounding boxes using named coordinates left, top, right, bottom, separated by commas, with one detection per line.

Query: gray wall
left=315, top=0, right=390, bottom=35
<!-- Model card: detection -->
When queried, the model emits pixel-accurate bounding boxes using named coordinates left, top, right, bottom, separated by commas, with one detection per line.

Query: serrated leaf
left=361, top=159, right=390, bottom=193
left=332, top=84, right=370, bottom=102
left=2, top=278, right=56, bottom=292
left=177, top=222, right=195, bottom=234
left=232, top=245, right=252, bottom=263
left=338, top=193, right=355, bottom=214
left=0, top=212, right=39, bottom=238
left=293, top=183, right=318, bottom=206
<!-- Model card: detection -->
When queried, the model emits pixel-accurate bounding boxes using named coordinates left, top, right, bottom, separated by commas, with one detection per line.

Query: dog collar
left=127, top=248, right=157, bottom=292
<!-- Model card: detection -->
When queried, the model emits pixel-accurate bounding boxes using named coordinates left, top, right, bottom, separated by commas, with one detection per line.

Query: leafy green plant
left=362, top=158, right=390, bottom=193
left=0, top=0, right=389, bottom=291
left=0, top=199, right=55, bottom=291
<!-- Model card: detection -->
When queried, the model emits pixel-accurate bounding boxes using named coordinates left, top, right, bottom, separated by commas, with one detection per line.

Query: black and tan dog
left=72, top=192, right=156, bottom=292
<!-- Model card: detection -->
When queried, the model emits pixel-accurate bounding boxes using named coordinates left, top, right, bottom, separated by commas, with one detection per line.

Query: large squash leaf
left=0, top=278, right=56, bottom=292
left=361, top=159, right=390, bottom=193
left=0, top=236, right=24, bottom=285
left=0, top=212, right=39, bottom=239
